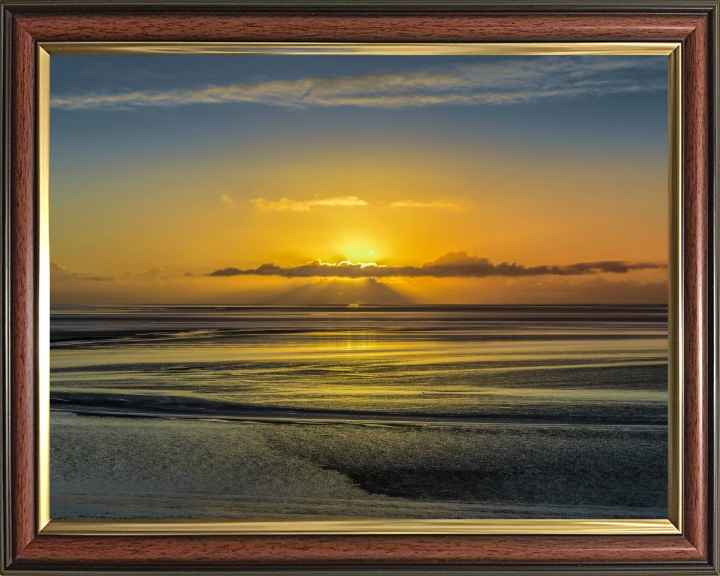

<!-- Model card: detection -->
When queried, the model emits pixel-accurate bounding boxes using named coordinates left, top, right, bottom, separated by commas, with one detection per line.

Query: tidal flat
left=50, top=304, right=668, bottom=519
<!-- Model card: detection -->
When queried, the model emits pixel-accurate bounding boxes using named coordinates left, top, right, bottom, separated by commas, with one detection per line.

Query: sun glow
left=339, top=239, right=380, bottom=262
left=320, top=260, right=383, bottom=269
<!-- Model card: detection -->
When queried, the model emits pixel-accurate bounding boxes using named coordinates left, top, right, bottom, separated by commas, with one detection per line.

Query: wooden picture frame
left=1, top=1, right=717, bottom=573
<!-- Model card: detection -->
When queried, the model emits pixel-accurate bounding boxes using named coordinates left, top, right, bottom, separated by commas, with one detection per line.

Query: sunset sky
left=50, top=55, right=669, bottom=305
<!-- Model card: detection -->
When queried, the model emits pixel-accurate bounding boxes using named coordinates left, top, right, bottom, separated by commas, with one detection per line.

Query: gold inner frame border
left=36, top=41, right=682, bottom=536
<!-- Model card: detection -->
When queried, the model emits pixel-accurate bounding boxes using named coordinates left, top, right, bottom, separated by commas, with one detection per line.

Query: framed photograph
left=1, top=1, right=717, bottom=574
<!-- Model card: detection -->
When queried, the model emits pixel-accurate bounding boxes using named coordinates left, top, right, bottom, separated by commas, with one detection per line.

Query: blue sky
left=51, top=55, right=668, bottom=168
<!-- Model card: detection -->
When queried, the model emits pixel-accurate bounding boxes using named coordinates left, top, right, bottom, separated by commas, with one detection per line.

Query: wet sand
left=50, top=304, right=668, bottom=519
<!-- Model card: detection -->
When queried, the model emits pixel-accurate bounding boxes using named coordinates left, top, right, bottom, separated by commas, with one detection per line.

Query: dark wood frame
left=1, top=1, right=718, bottom=573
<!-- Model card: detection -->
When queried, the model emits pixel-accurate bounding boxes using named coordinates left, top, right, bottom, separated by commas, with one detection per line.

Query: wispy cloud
left=51, top=57, right=666, bottom=111
left=221, top=194, right=239, bottom=208
left=206, top=251, right=667, bottom=279
left=390, top=199, right=470, bottom=210
left=251, top=196, right=368, bottom=211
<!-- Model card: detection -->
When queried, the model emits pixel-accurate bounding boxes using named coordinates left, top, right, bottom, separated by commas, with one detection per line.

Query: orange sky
left=50, top=55, right=668, bottom=305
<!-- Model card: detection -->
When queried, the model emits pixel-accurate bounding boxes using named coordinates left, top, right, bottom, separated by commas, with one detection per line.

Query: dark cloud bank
left=207, top=251, right=667, bottom=280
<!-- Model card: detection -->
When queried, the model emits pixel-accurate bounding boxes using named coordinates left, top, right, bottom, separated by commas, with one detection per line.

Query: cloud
left=51, top=263, right=165, bottom=283
left=390, top=199, right=470, bottom=210
left=50, top=56, right=666, bottom=111
left=251, top=196, right=368, bottom=211
left=206, top=251, right=667, bottom=279
left=117, top=267, right=165, bottom=281
left=251, top=196, right=465, bottom=211
left=50, top=262, right=113, bottom=282
left=221, top=194, right=239, bottom=207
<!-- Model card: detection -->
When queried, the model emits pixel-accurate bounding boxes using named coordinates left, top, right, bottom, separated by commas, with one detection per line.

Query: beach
left=50, top=304, right=668, bottom=519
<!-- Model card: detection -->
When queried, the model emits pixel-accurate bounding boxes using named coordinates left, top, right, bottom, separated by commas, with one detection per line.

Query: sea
left=49, top=304, right=668, bottom=520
